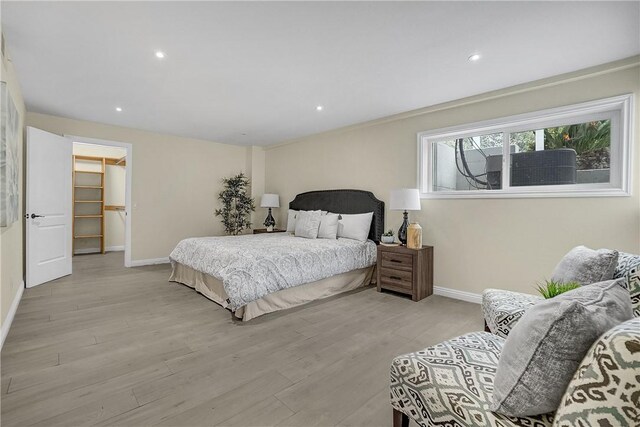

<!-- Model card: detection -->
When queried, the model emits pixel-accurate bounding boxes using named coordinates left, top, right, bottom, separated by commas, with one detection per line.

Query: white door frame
left=66, top=135, right=133, bottom=268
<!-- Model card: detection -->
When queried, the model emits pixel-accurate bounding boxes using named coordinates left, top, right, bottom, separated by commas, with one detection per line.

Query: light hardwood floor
left=1, top=252, right=483, bottom=426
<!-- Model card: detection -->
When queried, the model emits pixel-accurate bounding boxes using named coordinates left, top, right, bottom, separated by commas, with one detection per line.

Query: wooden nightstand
left=377, top=244, right=434, bottom=302
left=253, top=228, right=287, bottom=234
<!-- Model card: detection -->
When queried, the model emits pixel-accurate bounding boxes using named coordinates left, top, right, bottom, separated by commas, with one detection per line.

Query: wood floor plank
left=1, top=252, right=482, bottom=426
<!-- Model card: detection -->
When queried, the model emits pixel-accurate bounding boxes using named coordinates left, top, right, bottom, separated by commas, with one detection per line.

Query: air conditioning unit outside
left=486, top=148, right=577, bottom=189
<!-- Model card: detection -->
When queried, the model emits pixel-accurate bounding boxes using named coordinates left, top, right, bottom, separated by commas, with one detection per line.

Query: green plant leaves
left=214, top=172, right=256, bottom=235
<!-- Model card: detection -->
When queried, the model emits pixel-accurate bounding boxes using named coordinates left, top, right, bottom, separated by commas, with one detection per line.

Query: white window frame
left=418, top=94, right=634, bottom=199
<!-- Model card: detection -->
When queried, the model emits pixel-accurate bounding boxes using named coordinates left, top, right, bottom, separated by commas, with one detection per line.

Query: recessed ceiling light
left=316, top=105, right=324, bottom=111
left=115, top=107, right=122, bottom=112
left=468, top=53, right=481, bottom=62
left=155, top=51, right=166, bottom=59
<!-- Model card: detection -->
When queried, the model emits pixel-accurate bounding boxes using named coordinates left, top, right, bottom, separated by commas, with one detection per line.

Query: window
left=419, top=95, right=633, bottom=198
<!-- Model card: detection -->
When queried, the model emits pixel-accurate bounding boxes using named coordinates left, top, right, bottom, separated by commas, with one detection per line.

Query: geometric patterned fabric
left=553, top=318, right=640, bottom=427
left=613, top=252, right=640, bottom=317
left=390, top=332, right=555, bottom=427
left=482, top=252, right=639, bottom=338
left=482, top=289, right=543, bottom=339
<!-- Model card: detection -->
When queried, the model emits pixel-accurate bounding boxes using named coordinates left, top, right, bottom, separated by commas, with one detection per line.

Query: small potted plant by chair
left=536, top=280, right=581, bottom=298
left=381, top=229, right=395, bottom=244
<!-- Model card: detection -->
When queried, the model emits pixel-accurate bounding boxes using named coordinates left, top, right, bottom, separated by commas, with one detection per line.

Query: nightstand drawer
left=381, top=252, right=413, bottom=271
left=379, top=268, right=413, bottom=290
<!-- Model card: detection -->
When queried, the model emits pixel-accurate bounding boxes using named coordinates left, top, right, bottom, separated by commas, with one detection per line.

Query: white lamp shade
left=260, top=193, right=280, bottom=208
left=389, top=188, right=421, bottom=211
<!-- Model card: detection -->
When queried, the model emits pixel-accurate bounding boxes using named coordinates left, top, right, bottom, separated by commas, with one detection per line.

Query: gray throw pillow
left=294, top=210, right=321, bottom=239
left=490, top=278, right=633, bottom=417
left=551, top=246, right=618, bottom=286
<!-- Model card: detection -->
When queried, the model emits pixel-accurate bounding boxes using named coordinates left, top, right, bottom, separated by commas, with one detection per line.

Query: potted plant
left=381, top=229, right=395, bottom=244
left=214, top=173, right=256, bottom=235
left=535, top=280, right=581, bottom=299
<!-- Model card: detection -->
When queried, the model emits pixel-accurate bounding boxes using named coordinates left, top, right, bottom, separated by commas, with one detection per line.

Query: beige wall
left=246, top=146, right=267, bottom=228
left=27, top=113, right=252, bottom=261
left=72, top=143, right=127, bottom=252
left=0, top=47, right=27, bottom=330
left=265, top=60, right=640, bottom=296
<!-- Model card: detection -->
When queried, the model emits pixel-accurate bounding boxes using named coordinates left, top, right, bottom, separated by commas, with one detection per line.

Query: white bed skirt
left=169, top=262, right=376, bottom=321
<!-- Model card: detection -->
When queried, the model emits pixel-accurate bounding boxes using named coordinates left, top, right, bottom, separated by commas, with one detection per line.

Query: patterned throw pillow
left=614, top=252, right=640, bottom=317
left=553, top=318, right=640, bottom=427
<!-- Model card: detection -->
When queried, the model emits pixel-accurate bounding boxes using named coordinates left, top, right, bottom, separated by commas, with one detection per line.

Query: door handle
left=30, top=213, right=45, bottom=219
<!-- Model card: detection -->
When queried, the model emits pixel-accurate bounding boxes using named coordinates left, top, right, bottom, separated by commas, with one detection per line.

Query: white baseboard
left=106, top=246, right=124, bottom=252
left=129, top=257, right=170, bottom=267
left=1, top=280, right=24, bottom=350
left=433, top=286, right=482, bottom=304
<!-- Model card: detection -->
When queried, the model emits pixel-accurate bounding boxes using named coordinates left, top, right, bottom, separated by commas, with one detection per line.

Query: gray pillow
left=294, top=210, right=321, bottom=239
left=551, top=246, right=618, bottom=286
left=490, top=278, right=633, bottom=417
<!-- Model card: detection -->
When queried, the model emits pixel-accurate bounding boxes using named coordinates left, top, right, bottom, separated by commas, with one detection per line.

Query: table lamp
left=389, top=188, right=421, bottom=245
left=260, top=194, right=280, bottom=232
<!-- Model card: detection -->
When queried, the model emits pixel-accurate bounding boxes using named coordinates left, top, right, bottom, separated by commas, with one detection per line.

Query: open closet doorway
left=69, top=136, right=132, bottom=267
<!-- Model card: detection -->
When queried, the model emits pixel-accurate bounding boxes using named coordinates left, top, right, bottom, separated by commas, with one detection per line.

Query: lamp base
left=264, top=208, right=276, bottom=229
left=398, top=211, right=409, bottom=245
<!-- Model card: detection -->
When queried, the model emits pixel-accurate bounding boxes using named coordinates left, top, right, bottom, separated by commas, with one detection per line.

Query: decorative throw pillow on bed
left=318, top=213, right=339, bottom=239
left=286, top=209, right=298, bottom=233
left=551, top=246, right=618, bottom=286
left=337, top=212, right=373, bottom=242
left=294, top=210, right=322, bottom=239
left=490, top=278, right=633, bottom=417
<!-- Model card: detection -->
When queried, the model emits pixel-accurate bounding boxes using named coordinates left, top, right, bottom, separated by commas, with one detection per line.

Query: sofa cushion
left=553, top=317, right=640, bottom=427
left=482, top=289, right=543, bottom=338
left=390, top=332, right=554, bottom=427
left=551, top=246, right=618, bottom=286
left=614, top=252, right=640, bottom=317
left=491, top=279, right=633, bottom=417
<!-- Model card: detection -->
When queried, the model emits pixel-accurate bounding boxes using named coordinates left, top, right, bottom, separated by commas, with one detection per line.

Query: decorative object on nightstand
left=377, top=244, right=433, bottom=302
left=381, top=229, right=395, bottom=244
left=407, top=222, right=422, bottom=249
left=260, top=193, right=280, bottom=232
left=389, top=188, right=421, bottom=245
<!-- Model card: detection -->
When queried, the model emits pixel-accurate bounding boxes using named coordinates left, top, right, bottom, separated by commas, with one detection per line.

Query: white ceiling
left=2, top=1, right=639, bottom=146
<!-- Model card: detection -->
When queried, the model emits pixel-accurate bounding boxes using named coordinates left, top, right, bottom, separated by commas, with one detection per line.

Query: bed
left=169, top=189, right=385, bottom=321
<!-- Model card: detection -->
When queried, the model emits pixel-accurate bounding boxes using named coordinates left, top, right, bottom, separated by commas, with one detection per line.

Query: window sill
left=420, top=187, right=631, bottom=199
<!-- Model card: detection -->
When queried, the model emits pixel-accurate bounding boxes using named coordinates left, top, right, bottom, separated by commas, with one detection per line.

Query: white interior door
left=26, top=127, right=72, bottom=287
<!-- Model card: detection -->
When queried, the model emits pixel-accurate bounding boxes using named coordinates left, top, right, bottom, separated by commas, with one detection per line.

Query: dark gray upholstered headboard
left=289, top=189, right=385, bottom=243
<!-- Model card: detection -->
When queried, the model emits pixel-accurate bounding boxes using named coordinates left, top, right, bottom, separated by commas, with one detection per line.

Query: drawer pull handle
left=390, top=259, right=402, bottom=263
left=389, top=276, right=402, bottom=281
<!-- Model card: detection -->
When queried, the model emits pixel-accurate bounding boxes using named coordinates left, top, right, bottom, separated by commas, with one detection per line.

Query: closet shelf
left=105, top=205, right=125, bottom=211
left=73, top=154, right=106, bottom=254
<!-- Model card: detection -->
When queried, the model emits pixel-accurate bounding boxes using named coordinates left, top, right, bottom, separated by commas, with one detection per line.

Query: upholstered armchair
left=482, top=251, right=640, bottom=339
left=389, top=317, right=640, bottom=427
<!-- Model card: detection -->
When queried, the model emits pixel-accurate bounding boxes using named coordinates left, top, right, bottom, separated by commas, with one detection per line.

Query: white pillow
left=294, top=210, right=322, bottom=239
left=337, top=212, right=373, bottom=242
left=286, top=209, right=298, bottom=233
left=318, top=213, right=339, bottom=239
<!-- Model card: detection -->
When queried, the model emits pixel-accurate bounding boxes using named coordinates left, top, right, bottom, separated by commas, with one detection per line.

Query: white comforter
left=169, top=233, right=377, bottom=310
